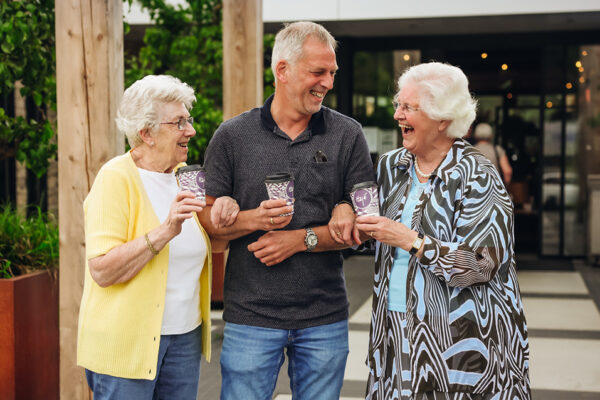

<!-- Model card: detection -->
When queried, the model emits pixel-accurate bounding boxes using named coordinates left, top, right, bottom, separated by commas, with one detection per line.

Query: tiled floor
left=199, top=257, right=600, bottom=399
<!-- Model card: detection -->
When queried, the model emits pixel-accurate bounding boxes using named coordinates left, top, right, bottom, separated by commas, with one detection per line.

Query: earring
left=150, top=142, right=154, bottom=146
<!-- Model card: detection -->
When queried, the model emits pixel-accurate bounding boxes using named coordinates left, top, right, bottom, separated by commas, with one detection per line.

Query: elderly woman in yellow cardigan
left=77, top=75, right=239, bottom=399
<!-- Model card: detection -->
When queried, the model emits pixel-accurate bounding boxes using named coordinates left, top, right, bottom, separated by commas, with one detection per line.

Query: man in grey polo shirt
left=200, top=21, right=374, bottom=399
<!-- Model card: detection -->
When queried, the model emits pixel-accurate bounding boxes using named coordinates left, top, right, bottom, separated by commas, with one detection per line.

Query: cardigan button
left=149, top=369, right=152, bottom=374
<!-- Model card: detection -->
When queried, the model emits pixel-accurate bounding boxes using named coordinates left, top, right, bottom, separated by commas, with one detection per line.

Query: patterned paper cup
left=175, top=165, right=206, bottom=202
left=350, top=181, right=380, bottom=216
left=265, top=172, right=294, bottom=216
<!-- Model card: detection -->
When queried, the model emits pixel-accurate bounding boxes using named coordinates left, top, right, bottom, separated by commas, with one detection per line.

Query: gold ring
left=336, top=231, right=342, bottom=236
left=270, top=217, right=274, bottom=225
left=369, top=232, right=374, bottom=237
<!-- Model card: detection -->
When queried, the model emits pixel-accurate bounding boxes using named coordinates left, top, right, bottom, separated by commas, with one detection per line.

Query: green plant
left=0, top=0, right=57, bottom=177
left=0, top=205, right=58, bottom=279
left=263, top=33, right=275, bottom=100
left=125, top=0, right=223, bottom=163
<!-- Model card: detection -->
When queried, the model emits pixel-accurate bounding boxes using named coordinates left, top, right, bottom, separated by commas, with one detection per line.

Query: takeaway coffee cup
left=350, top=181, right=380, bottom=216
left=265, top=172, right=294, bottom=215
left=175, top=165, right=206, bottom=202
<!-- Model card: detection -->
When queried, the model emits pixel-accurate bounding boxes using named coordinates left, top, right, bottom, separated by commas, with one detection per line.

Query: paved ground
left=198, top=255, right=600, bottom=399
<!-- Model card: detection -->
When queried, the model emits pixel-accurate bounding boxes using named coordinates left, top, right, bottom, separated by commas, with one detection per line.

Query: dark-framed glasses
left=160, top=116, right=194, bottom=131
left=393, top=101, right=420, bottom=113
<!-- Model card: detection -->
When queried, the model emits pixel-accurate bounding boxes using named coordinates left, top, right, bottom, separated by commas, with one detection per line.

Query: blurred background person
left=77, top=75, right=239, bottom=399
left=473, top=122, right=513, bottom=185
left=353, top=62, right=530, bottom=399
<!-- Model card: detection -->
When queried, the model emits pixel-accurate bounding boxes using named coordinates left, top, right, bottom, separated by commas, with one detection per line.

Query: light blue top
left=388, top=166, right=428, bottom=312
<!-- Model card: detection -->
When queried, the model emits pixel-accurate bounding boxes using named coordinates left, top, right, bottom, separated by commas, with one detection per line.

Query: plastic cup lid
left=351, top=181, right=377, bottom=192
left=176, top=164, right=205, bottom=175
left=265, top=172, right=293, bottom=183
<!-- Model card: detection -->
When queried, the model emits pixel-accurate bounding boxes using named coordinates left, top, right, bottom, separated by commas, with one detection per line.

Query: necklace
left=414, top=157, right=431, bottom=179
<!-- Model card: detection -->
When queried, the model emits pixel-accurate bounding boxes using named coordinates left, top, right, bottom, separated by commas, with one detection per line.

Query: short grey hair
left=473, top=123, right=494, bottom=140
left=116, top=75, right=195, bottom=148
left=270, top=21, right=337, bottom=77
left=396, top=62, right=477, bottom=139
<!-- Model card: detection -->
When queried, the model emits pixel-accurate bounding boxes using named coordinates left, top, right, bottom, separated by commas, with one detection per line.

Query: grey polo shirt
left=204, top=95, right=374, bottom=329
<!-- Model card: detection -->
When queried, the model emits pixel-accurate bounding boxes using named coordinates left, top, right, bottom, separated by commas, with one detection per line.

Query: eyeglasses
left=393, top=101, right=420, bottom=114
left=160, top=116, right=194, bottom=131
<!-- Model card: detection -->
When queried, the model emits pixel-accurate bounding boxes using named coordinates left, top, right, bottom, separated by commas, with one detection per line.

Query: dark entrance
left=342, top=32, right=595, bottom=258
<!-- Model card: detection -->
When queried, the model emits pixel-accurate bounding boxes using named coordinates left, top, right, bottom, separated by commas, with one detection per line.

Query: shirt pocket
left=302, top=161, right=337, bottom=199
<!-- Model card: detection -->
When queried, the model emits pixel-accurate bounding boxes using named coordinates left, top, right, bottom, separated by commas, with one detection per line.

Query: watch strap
left=409, top=232, right=424, bottom=255
left=304, top=227, right=318, bottom=252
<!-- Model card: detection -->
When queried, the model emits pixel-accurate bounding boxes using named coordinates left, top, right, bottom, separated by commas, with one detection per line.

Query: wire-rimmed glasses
left=160, top=116, right=194, bottom=131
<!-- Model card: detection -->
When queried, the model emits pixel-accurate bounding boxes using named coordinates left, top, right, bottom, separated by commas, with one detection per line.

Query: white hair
left=116, top=75, right=195, bottom=148
left=473, top=123, right=494, bottom=140
left=396, top=62, right=477, bottom=139
left=270, top=21, right=337, bottom=79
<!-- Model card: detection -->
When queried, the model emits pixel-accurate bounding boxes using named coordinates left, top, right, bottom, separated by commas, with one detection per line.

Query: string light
left=575, top=61, right=582, bottom=68
left=566, top=82, right=573, bottom=89
left=546, top=101, right=553, bottom=108
left=481, top=52, right=488, bottom=59
left=403, top=54, right=410, bottom=61
left=501, top=64, right=508, bottom=71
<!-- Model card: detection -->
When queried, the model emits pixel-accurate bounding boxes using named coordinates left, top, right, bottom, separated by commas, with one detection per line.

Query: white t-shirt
left=138, top=168, right=207, bottom=335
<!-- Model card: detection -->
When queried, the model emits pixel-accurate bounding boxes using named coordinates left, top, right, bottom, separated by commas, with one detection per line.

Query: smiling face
left=153, top=102, right=196, bottom=172
left=394, top=82, right=450, bottom=159
left=280, top=37, right=338, bottom=117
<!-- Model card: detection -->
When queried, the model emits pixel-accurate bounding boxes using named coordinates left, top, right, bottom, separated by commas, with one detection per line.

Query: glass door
left=498, top=99, right=542, bottom=254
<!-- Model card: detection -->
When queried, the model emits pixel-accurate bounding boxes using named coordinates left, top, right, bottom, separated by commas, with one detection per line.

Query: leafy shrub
left=0, top=0, right=56, bottom=177
left=0, top=205, right=58, bottom=278
left=125, top=0, right=223, bottom=164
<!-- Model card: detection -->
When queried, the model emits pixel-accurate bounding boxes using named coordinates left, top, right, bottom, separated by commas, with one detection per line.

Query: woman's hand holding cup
left=163, top=191, right=205, bottom=238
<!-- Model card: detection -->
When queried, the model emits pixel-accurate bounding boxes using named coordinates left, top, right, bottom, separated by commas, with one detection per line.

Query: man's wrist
left=333, top=200, right=354, bottom=212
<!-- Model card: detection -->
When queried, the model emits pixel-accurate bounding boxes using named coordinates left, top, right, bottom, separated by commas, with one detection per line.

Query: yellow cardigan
left=77, top=152, right=211, bottom=380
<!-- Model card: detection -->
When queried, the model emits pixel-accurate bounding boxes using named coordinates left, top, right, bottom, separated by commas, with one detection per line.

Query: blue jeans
left=85, top=325, right=202, bottom=400
left=220, top=320, right=349, bottom=400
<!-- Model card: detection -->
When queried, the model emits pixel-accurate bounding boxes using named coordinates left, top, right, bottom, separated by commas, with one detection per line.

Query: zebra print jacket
left=367, top=139, right=530, bottom=396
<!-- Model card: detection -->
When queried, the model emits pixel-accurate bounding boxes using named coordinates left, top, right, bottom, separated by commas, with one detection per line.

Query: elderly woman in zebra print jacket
left=332, top=62, right=530, bottom=399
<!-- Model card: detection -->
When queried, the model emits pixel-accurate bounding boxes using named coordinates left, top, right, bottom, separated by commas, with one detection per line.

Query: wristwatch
left=304, top=227, right=318, bottom=252
left=409, top=232, right=425, bottom=255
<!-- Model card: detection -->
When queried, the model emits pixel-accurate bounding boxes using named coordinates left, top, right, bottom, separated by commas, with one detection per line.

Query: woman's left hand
left=210, top=196, right=240, bottom=228
left=355, top=215, right=416, bottom=252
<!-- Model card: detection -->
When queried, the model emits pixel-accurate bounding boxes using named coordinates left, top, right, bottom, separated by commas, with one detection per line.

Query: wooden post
left=55, top=1, right=124, bottom=399
left=213, top=0, right=263, bottom=303
left=223, top=0, right=263, bottom=120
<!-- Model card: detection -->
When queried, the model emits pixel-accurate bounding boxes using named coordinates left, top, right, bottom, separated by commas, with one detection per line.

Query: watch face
left=305, top=229, right=318, bottom=251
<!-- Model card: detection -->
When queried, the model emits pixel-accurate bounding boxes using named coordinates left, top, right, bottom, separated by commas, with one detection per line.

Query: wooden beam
left=55, top=1, right=124, bottom=398
left=223, top=0, right=263, bottom=120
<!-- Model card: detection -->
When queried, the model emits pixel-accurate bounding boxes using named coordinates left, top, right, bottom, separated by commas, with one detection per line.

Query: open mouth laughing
left=310, top=90, right=325, bottom=99
left=399, top=123, right=414, bottom=135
